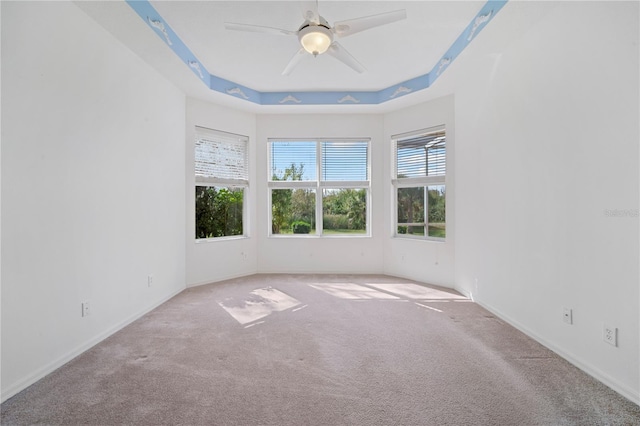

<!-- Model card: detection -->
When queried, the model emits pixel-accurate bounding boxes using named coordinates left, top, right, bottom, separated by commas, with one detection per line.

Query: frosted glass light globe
left=299, top=25, right=333, bottom=56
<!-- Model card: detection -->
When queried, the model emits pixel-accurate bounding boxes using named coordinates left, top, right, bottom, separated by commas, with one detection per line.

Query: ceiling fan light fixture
left=299, top=25, right=333, bottom=56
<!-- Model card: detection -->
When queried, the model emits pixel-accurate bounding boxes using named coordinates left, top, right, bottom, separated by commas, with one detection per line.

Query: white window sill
left=195, top=235, right=249, bottom=244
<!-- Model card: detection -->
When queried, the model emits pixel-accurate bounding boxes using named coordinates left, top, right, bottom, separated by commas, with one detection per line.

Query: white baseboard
left=471, top=297, right=640, bottom=407
left=188, top=269, right=390, bottom=288
left=1, top=286, right=185, bottom=403
left=255, top=268, right=386, bottom=276
left=383, top=269, right=456, bottom=290
left=186, top=269, right=258, bottom=288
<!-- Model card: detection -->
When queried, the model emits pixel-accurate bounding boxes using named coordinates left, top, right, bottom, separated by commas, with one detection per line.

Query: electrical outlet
left=603, top=325, right=617, bottom=347
left=81, top=301, right=90, bottom=317
left=147, top=275, right=153, bottom=287
left=563, top=307, right=573, bottom=324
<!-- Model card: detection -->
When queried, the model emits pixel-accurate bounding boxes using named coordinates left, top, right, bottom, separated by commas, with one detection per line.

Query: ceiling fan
left=225, top=1, right=406, bottom=76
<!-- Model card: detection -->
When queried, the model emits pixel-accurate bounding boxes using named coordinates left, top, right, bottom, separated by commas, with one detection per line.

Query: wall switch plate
left=147, top=275, right=153, bottom=287
left=603, top=325, right=617, bottom=347
left=81, top=301, right=90, bottom=317
left=563, top=307, right=573, bottom=324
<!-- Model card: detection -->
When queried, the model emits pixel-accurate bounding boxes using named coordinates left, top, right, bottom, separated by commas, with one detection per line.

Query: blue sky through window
left=270, top=141, right=316, bottom=181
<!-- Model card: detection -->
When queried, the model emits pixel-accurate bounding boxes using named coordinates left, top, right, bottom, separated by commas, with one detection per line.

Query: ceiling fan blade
left=282, top=48, right=308, bottom=76
left=333, top=9, right=407, bottom=38
left=326, top=42, right=365, bottom=73
left=300, top=0, right=320, bottom=24
left=225, top=22, right=296, bottom=37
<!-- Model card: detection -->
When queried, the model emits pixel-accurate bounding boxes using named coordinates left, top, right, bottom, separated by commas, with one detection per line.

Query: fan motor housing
left=298, top=16, right=331, bottom=32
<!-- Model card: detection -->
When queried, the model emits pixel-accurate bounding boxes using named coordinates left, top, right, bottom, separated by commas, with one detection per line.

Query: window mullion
left=317, top=140, right=323, bottom=184
left=424, top=186, right=428, bottom=237
left=268, top=181, right=315, bottom=189
left=316, top=140, right=322, bottom=235
left=319, top=181, right=369, bottom=189
left=394, top=176, right=444, bottom=187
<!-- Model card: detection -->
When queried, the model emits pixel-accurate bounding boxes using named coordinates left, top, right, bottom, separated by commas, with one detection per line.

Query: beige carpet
left=2, top=274, right=639, bottom=425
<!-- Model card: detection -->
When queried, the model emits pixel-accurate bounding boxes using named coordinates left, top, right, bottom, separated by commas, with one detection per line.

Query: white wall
left=256, top=114, right=385, bottom=273
left=383, top=95, right=456, bottom=287
left=186, top=98, right=258, bottom=286
left=1, top=2, right=186, bottom=401
left=2, top=0, right=637, bottom=408
left=452, top=1, right=639, bottom=403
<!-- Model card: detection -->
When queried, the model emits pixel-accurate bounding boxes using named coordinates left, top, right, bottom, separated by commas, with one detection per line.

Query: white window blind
left=396, top=129, right=446, bottom=178
left=195, top=127, right=248, bottom=184
left=322, top=141, right=368, bottom=181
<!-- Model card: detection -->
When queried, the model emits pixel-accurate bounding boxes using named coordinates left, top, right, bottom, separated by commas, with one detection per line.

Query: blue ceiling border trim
left=427, top=0, right=506, bottom=86
left=125, top=0, right=507, bottom=106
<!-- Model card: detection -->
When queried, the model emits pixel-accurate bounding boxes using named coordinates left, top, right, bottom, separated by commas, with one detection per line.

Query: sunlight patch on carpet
left=415, top=302, right=443, bottom=313
left=366, top=283, right=467, bottom=300
left=217, top=287, right=300, bottom=325
left=309, top=283, right=400, bottom=300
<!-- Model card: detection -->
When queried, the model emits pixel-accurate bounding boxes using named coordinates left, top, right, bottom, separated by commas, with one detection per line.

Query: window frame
left=267, top=138, right=371, bottom=237
left=392, top=125, right=446, bottom=241
left=195, top=126, right=249, bottom=241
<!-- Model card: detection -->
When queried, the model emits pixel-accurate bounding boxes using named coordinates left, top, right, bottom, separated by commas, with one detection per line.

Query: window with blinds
left=268, top=139, right=370, bottom=237
left=395, top=129, right=445, bottom=179
left=322, top=141, right=368, bottom=182
left=392, top=126, right=446, bottom=240
left=196, top=127, right=248, bottom=184
left=195, top=127, right=249, bottom=240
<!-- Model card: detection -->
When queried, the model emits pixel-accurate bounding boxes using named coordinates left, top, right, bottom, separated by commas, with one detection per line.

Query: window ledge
left=195, top=235, right=249, bottom=244
left=268, top=234, right=371, bottom=239
left=394, top=235, right=446, bottom=243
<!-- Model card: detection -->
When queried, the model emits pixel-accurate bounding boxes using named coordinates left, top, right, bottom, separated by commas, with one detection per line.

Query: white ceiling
left=150, top=1, right=482, bottom=92
left=77, top=1, right=499, bottom=113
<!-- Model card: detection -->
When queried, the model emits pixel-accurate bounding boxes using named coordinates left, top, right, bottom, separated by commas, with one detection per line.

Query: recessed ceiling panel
left=150, top=1, right=484, bottom=92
